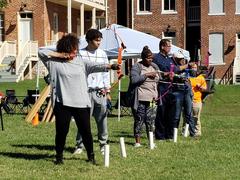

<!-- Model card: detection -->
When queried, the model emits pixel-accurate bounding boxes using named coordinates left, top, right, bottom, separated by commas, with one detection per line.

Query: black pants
left=155, top=92, right=173, bottom=140
left=53, top=102, right=93, bottom=159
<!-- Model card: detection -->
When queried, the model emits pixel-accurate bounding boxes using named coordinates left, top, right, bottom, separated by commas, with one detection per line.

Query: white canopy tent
left=79, top=24, right=190, bottom=60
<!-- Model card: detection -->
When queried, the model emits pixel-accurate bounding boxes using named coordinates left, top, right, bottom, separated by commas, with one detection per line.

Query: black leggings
left=53, top=102, right=93, bottom=158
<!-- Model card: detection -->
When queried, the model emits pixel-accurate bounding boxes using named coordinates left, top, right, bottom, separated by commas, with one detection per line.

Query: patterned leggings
left=134, top=101, right=157, bottom=138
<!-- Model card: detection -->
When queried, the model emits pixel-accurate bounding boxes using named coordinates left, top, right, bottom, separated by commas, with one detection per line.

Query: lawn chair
left=4, top=89, right=23, bottom=114
left=114, top=91, right=132, bottom=116
left=23, top=90, right=40, bottom=112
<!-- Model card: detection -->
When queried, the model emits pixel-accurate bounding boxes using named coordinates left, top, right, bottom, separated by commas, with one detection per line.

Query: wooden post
left=25, top=85, right=51, bottom=122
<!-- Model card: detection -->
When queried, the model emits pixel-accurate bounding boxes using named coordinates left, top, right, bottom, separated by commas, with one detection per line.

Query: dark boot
left=86, top=152, right=96, bottom=165
left=55, top=154, right=63, bottom=165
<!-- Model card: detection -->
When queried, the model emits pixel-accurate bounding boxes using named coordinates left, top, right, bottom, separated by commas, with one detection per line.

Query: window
left=138, top=0, right=151, bottom=12
left=0, top=13, right=4, bottom=42
left=209, top=0, right=224, bottom=14
left=162, top=0, right=176, bottom=13
left=209, top=33, right=224, bottom=65
left=96, top=17, right=105, bottom=30
left=52, top=13, right=58, bottom=41
left=236, top=0, right=240, bottom=14
left=163, top=31, right=176, bottom=45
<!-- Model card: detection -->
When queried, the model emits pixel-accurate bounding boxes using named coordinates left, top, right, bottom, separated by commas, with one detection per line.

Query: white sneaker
left=73, top=147, right=83, bottom=154
left=134, top=143, right=141, bottom=148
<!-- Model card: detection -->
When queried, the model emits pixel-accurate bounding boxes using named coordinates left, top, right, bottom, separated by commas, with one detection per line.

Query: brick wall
left=201, top=0, right=240, bottom=78
left=108, top=0, right=185, bottom=49
left=107, top=0, right=117, bottom=25
left=2, top=0, right=98, bottom=47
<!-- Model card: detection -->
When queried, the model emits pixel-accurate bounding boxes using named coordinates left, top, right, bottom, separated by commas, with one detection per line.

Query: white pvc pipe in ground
left=104, top=145, right=110, bottom=167
left=173, top=128, right=178, bottom=143
left=149, top=131, right=154, bottom=149
left=184, top=124, right=189, bottom=137
left=120, top=137, right=127, bottom=158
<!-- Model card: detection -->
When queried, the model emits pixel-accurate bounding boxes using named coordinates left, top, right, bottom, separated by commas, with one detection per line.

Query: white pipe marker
left=173, top=128, right=178, bottom=143
left=149, top=131, right=154, bottom=149
left=104, top=144, right=110, bottom=167
left=184, top=123, right=189, bottom=137
left=120, top=137, right=127, bottom=158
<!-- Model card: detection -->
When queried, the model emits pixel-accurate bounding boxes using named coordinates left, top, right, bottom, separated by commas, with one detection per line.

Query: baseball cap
left=173, top=52, right=184, bottom=59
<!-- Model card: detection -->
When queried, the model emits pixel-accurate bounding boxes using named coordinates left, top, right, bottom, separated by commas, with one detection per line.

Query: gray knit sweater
left=38, top=48, right=108, bottom=108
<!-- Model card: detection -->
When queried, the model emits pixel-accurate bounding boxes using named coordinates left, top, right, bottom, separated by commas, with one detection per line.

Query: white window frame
left=136, top=0, right=152, bottom=15
left=236, top=0, right=240, bottom=14
left=208, top=0, right=225, bottom=15
left=161, top=0, right=177, bottom=15
left=209, top=33, right=225, bottom=65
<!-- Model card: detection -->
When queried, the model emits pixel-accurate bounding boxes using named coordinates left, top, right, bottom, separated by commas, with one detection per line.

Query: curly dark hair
left=56, top=33, right=79, bottom=53
left=141, top=46, right=152, bottom=60
left=85, top=29, right=102, bottom=43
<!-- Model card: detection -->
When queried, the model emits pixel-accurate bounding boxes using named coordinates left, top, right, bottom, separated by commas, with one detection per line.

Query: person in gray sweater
left=129, top=46, right=161, bottom=147
left=38, top=33, right=120, bottom=165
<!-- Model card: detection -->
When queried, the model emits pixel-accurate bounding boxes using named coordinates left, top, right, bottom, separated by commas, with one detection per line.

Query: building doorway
left=18, top=12, right=33, bottom=52
left=117, top=0, right=127, bottom=27
left=186, top=0, right=200, bottom=61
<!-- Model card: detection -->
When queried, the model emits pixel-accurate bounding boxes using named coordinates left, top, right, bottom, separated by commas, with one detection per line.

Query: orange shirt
left=189, top=74, right=207, bottom=103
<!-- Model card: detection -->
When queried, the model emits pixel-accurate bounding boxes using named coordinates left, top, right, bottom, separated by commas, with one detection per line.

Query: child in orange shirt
left=189, top=64, right=207, bottom=136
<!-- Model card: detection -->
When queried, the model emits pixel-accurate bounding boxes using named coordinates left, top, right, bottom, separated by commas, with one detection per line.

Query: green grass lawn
left=0, top=79, right=239, bottom=179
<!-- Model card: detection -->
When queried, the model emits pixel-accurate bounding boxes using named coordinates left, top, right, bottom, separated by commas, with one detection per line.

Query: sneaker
left=54, top=158, right=64, bottom=165
left=86, top=153, right=97, bottom=165
left=55, top=154, right=64, bottom=165
left=134, top=143, right=141, bottom=148
left=73, top=147, right=83, bottom=154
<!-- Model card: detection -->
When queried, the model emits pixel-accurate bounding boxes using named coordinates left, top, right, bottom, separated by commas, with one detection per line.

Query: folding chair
left=23, top=90, right=40, bottom=112
left=114, top=91, right=132, bottom=116
left=5, top=89, right=23, bottom=114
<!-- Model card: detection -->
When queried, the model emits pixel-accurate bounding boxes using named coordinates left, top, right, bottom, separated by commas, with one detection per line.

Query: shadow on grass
left=0, top=151, right=54, bottom=160
left=11, top=144, right=74, bottom=153
left=0, top=151, right=88, bottom=163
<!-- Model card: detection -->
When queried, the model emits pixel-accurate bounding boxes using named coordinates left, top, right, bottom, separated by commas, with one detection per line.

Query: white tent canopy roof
left=41, top=24, right=190, bottom=60
left=79, top=24, right=190, bottom=60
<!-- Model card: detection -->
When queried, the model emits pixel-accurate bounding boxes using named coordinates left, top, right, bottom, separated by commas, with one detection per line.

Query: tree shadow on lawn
left=11, top=144, right=74, bottom=152
left=0, top=144, right=85, bottom=162
left=0, top=151, right=86, bottom=163
left=0, top=151, right=54, bottom=160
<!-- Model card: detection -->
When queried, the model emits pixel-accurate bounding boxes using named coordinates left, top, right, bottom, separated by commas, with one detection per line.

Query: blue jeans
left=168, top=90, right=184, bottom=138
left=182, top=88, right=195, bottom=136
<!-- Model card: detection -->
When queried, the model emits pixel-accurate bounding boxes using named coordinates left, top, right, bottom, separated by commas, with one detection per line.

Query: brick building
left=0, top=0, right=107, bottom=82
left=108, top=0, right=240, bottom=83
left=1, top=0, right=240, bottom=83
